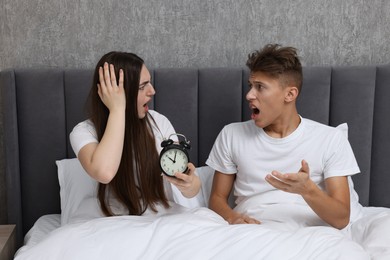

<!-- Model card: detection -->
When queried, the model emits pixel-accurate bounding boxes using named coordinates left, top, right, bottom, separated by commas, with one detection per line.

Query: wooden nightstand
left=0, top=225, right=16, bottom=260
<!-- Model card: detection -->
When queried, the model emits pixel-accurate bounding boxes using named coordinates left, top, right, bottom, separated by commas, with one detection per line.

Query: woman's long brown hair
left=87, top=52, right=169, bottom=216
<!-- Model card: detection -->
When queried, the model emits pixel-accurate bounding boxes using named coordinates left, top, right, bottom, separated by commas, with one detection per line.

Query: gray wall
left=1, top=0, right=389, bottom=223
left=1, top=0, right=390, bottom=70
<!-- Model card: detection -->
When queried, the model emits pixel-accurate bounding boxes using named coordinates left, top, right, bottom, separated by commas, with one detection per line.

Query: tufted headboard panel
left=1, top=64, right=390, bottom=246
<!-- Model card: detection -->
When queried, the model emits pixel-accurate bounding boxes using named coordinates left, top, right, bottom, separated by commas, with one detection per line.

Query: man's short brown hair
left=246, top=44, right=303, bottom=92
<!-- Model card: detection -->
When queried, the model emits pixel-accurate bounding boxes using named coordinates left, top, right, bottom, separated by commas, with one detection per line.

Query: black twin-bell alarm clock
left=159, top=133, right=191, bottom=177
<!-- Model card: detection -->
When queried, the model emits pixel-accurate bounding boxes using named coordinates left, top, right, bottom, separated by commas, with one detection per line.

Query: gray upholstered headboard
left=1, top=65, right=390, bottom=246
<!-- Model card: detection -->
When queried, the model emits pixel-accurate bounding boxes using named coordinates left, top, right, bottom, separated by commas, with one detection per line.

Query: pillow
left=56, top=158, right=103, bottom=225
left=197, top=166, right=216, bottom=207
left=336, top=123, right=363, bottom=222
left=56, top=158, right=218, bottom=223
left=336, top=122, right=348, bottom=138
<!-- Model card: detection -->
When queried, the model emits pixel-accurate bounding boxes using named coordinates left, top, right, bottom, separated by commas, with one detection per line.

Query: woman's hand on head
left=97, top=62, right=126, bottom=113
left=163, top=163, right=201, bottom=198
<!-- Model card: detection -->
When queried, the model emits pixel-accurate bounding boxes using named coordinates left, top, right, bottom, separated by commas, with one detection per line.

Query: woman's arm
left=78, top=63, right=126, bottom=184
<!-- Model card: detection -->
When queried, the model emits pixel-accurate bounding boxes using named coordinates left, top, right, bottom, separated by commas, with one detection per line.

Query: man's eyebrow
left=248, top=80, right=262, bottom=84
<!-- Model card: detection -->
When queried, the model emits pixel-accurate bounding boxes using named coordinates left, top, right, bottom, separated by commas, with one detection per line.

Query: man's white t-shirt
left=206, top=117, right=362, bottom=224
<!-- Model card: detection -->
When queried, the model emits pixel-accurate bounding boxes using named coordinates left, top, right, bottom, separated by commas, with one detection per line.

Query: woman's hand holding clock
left=163, top=163, right=201, bottom=198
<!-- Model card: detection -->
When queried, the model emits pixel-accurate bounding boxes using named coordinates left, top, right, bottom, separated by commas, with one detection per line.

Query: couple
left=70, top=44, right=365, bottom=231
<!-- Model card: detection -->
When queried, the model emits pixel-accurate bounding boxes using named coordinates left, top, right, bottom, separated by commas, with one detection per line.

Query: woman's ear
left=284, top=86, right=299, bottom=103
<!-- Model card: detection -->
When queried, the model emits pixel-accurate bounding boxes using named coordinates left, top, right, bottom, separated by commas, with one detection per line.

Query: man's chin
left=253, top=119, right=265, bottom=128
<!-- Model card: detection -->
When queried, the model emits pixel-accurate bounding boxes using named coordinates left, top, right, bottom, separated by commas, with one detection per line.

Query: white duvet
left=14, top=162, right=390, bottom=260
left=234, top=194, right=390, bottom=260
left=15, top=204, right=388, bottom=260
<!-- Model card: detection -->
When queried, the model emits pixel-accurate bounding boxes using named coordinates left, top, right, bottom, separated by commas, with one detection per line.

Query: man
left=206, top=44, right=360, bottom=230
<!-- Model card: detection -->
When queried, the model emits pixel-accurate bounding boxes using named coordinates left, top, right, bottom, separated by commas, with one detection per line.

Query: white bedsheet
left=13, top=164, right=390, bottom=259
left=14, top=205, right=374, bottom=260
left=16, top=214, right=61, bottom=254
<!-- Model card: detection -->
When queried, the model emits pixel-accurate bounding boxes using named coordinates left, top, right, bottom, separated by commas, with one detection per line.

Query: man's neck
left=263, top=112, right=301, bottom=138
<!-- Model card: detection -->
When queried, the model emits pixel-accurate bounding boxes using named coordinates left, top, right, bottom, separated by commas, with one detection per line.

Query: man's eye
left=248, top=83, right=262, bottom=90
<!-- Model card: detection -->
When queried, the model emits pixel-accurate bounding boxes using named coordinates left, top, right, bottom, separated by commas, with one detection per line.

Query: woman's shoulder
left=147, top=110, right=176, bottom=138
left=148, top=110, right=171, bottom=124
left=70, top=119, right=96, bottom=137
left=72, top=119, right=95, bottom=131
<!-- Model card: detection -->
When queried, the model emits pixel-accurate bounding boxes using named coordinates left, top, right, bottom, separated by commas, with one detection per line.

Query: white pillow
left=336, top=122, right=348, bottom=138
left=336, top=123, right=363, bottom=222
left=56, top=158, right=103, bottom=225
left=56, top=158, right=217, bottom=223
left=198, top=166, right=216, bottom=207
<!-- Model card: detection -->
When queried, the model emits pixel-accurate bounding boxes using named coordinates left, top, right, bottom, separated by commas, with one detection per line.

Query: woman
left=70, top=51, right=201, bottom=216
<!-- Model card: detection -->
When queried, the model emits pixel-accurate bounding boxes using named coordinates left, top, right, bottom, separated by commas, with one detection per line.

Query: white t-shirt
left=70, top=110, right=177, bottom=157
left=69, top=110, right=178, bottom=203
left=206, top=117, right=362, bottom=223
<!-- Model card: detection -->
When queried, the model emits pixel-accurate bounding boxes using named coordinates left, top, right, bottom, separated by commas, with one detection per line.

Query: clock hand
left=174, top=151, right=177, bottom=161
left=167, top=157, right=175, bottom=163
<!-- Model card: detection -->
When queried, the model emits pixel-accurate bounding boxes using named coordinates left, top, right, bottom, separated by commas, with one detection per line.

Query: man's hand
left=265, top=160, right=315, bottom=196
left=266, top=160, right=351, bottom=229
left=227, top=211, right=261, bottom=224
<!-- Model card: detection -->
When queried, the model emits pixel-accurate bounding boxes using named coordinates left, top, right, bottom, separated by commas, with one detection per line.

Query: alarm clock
left=159, top=133, right=191, bottom=177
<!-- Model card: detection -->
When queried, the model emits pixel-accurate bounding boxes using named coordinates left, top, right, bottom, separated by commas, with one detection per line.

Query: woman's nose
left=148, top=84, right=156, bottom=96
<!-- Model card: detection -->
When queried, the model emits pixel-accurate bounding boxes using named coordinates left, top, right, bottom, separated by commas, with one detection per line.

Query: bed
left=1, top=65, right=390, bottom=259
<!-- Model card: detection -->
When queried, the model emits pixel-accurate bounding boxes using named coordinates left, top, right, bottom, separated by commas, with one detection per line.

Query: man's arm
left=266, top=160, right=350, bottom=229
left=209, top=171, right=260, bottom=224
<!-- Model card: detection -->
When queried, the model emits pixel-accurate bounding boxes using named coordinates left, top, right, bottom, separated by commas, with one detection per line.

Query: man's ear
left=284, top=86, right=299, bottom=102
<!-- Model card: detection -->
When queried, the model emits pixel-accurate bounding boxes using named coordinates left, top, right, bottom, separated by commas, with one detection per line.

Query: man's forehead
left=249, top=71, right=265, bottom=81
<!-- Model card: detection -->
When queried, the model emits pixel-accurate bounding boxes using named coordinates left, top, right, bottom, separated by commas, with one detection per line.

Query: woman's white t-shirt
left=69, top=110, right=178, bottom=205
left=70, top=110, right=176, bottom=157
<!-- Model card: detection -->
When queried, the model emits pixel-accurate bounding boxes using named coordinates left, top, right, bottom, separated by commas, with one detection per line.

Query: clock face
left=160, top=147, right=189, bottom=176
